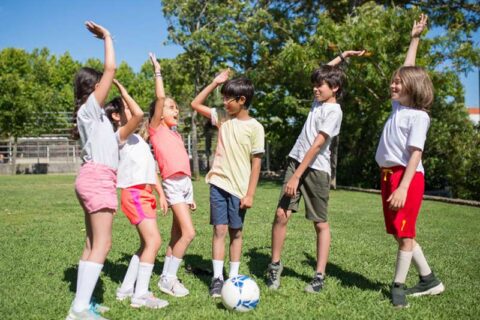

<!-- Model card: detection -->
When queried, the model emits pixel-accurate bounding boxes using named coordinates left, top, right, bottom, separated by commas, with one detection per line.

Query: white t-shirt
left=117, top=133, right=157, bottom=188
left=375, top=101, right=430, bottom=173
left=77, top=93, right=120, bottom=170
left=288, top=101, right=343, bottom=176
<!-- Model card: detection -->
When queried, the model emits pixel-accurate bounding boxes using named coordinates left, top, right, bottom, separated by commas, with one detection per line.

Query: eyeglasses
left=223, top=96, right=239, bottom=103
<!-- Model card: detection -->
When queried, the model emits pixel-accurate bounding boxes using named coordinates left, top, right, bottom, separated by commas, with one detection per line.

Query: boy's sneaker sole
left=409, top=282, right=445, bottom=297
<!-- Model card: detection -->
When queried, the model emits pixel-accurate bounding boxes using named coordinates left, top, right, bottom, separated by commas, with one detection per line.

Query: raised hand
left=149, top=52, right=161, bottom=73
left=213, top=69, right=230, bottom=85
left=85, top=21, right=111, bottom=39
left=112, top=79, right=126, bottom=94
left=343, top=50, right=366, bottom=58
left=411, top=14, right=428, bottom=38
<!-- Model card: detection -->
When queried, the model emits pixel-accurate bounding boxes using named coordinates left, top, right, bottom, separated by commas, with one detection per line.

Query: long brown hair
left=392, top=66, right=434, bottom=112
left=72, top=67, right=102, bottom=139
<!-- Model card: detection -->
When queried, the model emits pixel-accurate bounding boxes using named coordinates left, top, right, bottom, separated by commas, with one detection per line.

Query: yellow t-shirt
left=206, top=108, right=265, bottom=199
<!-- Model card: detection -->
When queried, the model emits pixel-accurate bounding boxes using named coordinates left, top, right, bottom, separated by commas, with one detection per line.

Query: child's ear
left=112, top=112, right=121, bottom=122
left=332, top=86, right=339, bottom=94
left=238, top=96, right=246, bottom=105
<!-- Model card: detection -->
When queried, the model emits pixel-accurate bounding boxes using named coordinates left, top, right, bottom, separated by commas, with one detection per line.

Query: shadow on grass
left=303, top=252, right=384, bottom=292
left=183, top=253, right=213, bottom=289
left=63, top=264, right=106, bottom=303
left=245, top=247, right=311, bottom=284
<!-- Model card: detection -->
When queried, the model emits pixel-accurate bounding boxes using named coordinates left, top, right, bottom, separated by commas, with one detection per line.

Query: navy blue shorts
left=209, top=184, right=246, bottom=229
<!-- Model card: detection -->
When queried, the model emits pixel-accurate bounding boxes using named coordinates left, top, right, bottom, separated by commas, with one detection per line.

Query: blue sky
left=0, top=0, right=478, bottom=107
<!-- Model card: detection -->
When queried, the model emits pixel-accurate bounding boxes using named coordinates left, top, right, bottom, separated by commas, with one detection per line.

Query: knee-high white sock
left=229, top=261, right=240, bottom=278
left=212, top=260, right=224, bottom=280
left=76, top=260, right=86, bottom=292
left=162, top=256, right=172, bottom=277
left=393, top=250, right=413, bottom=284
left=119, top=254, right=140, bottom=291
left=167, top=256, right=182, bottom=279
left=412, top=244, right=432, bottom=276
left=73, top=261, right=103, bottom=312
left=134, top=263, right=154, bottom=298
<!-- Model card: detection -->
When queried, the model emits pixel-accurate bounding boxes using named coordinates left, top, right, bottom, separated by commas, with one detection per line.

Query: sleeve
left=211, top=108, right=228, bottom=127
left=407, top=113, right=430, bottom=151
left=250, top=123, right=265, bottom=155
left=316, top=108, right=342, bottom=138
left=210, top=108, right=219, bottom=127
left=81, top=93, right=102, bottom=120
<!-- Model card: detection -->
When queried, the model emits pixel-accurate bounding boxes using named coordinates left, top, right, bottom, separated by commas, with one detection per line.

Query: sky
left=0, top=0, right=478, bottom=107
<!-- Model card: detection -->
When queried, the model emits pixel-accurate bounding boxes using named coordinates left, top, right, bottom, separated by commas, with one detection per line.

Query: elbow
left=104, top=64, right=116, bottom=73
left=190, top=101, right=198, bottom=110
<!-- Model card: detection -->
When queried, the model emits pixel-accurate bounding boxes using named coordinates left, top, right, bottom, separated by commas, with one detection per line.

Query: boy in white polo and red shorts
left=375, top=14, right=444, bottom=308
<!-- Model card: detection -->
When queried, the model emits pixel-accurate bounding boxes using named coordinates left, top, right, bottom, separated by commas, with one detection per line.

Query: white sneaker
left=130, top=292, right=169, bottom=309
left=116, top=287, right=133, bottom=301
left=159, top=276, right=190, bottom=297
left=66, top=307, right=108, bottom=320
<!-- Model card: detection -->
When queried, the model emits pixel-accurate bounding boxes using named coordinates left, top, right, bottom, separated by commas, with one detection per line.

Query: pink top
left=149, top=126, right=191, bottom=180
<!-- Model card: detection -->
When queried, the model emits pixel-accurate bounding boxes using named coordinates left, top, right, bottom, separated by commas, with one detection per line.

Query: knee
left=274, top=208, right=289, bottom=225
left=314, top=221, right=329, bottom=233
left=213, top=225, right=228, bottom=238
left=182, top=228, right=196, bottom=244
left=93, top=238, right=112, bottom=257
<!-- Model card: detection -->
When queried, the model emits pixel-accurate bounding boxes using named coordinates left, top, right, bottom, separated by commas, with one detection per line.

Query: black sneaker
left=266, top=262, right=283, bottom=290
left=406, top=272, right=445, bottom=297
left=391, top=282, right=408, bottom=308
left=209, top=277, right=224, bottom=298
left=304, top=273, right=325, bottom=293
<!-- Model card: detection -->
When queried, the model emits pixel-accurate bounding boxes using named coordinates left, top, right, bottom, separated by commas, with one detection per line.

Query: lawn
left=0, top=175, right=479, bottom=320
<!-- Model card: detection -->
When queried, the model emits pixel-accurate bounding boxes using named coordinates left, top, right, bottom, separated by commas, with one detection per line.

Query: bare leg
left=271, top=207, right=291, bottom=263
left=313, top=221, right=330, bottom=274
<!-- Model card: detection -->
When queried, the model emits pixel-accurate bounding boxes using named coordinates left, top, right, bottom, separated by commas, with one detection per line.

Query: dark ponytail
left=72, top=67, right=102, bottom=139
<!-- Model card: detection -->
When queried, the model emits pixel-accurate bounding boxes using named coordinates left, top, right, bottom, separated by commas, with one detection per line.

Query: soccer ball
left=221, top=275, right=260, bottom=312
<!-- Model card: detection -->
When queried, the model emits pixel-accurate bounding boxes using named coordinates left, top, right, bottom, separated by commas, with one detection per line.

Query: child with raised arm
left=375, top=14, right=444, bottom=308
left=104, top=79, right=169, bottom=309
left=68, top=21, right=119, bottom=320
left=266, top=50, right=365, bottom=293
left=145, top=53, right=196, bottom=297
left=191, top=70, right=265, bottom=297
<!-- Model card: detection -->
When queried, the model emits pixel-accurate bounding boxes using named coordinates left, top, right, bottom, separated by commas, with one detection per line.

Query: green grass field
left=1, top=175, right=479, bottom=319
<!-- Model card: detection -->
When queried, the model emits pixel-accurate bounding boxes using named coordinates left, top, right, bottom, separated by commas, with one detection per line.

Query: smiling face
left=222, top=95, right=246, bottom=116
left=162, top=98, right=179, bottom=127
left=390, top=75, right=409, bottom=105
left=312, top=81, right=338, bottom=103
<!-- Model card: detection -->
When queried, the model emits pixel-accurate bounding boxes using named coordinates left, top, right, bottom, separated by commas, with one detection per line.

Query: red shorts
left=380, top=166, right=424, bottom=238
left=121, top=185, right=157, bottom=225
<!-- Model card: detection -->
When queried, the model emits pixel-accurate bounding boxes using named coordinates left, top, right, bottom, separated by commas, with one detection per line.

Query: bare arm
left=85, top=21, right=116, bottom=107
left=154, top=174, right=169, bottom=215
left=284, top=132, right=328, bottom=197
left=148, top=53, right=166, bottom=129
left=191, top=69, right=230, bottom=119
left=114, top=79, right=144, bottom=141
left=327, top=50, right=365, bottom=66
left=240, top=154, right=263, bottom=209
left=404, top=14, right=428, bottom=66
left=387, top=149, right=423, bottom=210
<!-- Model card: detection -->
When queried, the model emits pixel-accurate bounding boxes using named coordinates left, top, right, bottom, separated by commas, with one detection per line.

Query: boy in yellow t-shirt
left=191, top=69, right=265, bottom=297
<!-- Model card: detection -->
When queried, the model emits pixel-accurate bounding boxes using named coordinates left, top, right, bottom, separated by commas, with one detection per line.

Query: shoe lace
left=310, top=276, right=324, bottom=287
left=268, top=268, right=278, bottom=281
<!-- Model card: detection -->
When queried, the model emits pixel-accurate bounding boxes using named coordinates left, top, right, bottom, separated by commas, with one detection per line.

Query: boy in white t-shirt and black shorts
left=266, top=50, right=365, bottom=293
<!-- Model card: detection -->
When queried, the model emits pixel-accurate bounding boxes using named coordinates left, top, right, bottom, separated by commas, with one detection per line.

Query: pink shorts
left=121, top=185, right=157, bottom=225
left=380, top=166, right=424, bottom=238
left=75, top=162, right=117, bottom=214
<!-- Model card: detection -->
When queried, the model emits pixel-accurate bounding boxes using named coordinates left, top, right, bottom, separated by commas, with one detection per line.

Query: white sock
left=212, top=259, right=224, bottom=280
left=229, top=261, right=240, bottom=278
left=162, top=256, right=172, bottom=277
left=393, top=250, right=413, bottom=284
left=167, top=256, right=182, bottom=279
left=134, top=262, right=154, bottom=298
left=119, top=254, right=140, bottom=292
left=76, top=260, right=86, bottom=292
left=73, top=261, right=103, bottom=312
left=412, top=244, right=432, bottom=276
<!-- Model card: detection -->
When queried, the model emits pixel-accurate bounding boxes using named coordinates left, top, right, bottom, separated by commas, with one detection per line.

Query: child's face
left=162, top=98, right=179, bottom=127
left=390, top=76, right=409, bottom=104
left=313, top=81, right=337, bottom=103
left=223, top=95, right=245, bottom=116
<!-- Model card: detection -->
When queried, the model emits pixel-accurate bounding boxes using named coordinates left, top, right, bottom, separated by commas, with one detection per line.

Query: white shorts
left=162, top=175, right=194, bottom=206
